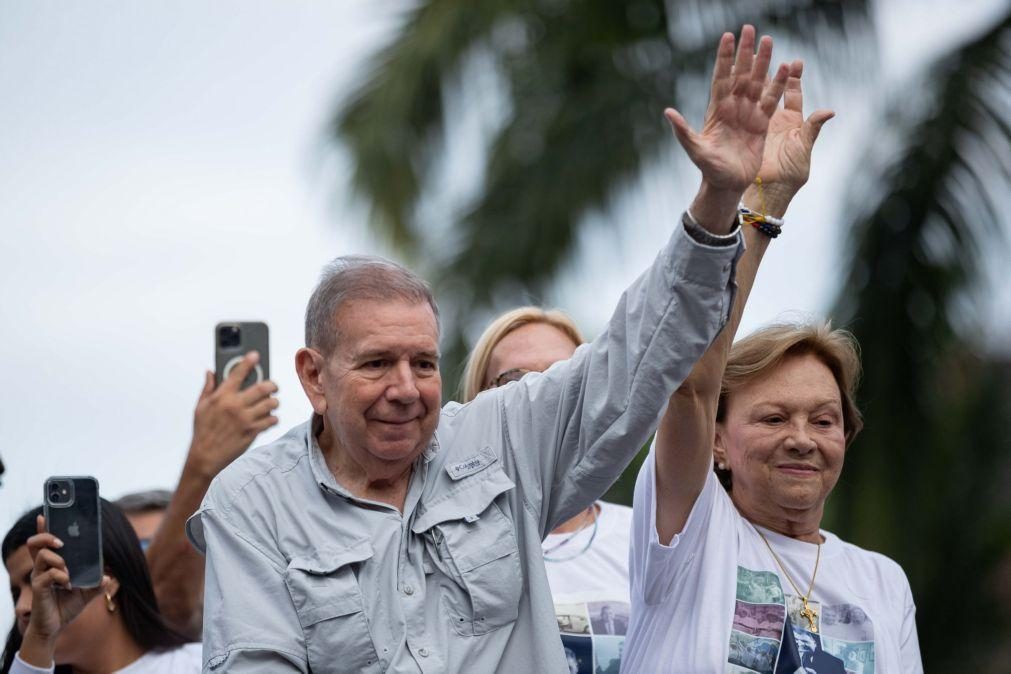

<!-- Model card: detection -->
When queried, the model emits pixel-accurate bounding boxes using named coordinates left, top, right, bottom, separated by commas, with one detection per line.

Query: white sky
left=1, top=0, right=1008, bottom=633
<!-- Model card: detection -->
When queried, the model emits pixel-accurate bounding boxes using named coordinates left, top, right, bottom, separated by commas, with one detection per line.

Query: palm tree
left=827, top=11, right=1011, bottom=670
left=332, top=0, right=874, bottom=384
left=331, top=2, right=1011, bottom=669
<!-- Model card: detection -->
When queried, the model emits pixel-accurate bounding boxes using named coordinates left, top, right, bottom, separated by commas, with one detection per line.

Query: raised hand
left=189, top=350, right=279, bottom=477
left=666, top=26, right=790, bottom=195
left=20, top=516, right=108, bottom=666
left=745, top=60, right=834, bottom=215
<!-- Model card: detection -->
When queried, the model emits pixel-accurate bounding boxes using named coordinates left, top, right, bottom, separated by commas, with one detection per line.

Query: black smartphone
left=215, top=321, right=270, bottom=390
left=43, top=476, right=103, bottom=589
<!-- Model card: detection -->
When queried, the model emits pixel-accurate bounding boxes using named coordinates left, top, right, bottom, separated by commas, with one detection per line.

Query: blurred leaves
left=827, top=10, right=1011, bottom=670
left=333, top=0, right=872, bottom=312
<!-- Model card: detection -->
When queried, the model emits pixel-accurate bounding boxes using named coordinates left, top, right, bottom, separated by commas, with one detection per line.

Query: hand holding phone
left=192, top=349, right=280, bottom=477
left=21, top=479, right=108, bottom=665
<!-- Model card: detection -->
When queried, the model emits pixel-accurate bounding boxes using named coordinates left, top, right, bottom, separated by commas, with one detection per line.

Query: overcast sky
left=1, top=0, right=1008, bottom=633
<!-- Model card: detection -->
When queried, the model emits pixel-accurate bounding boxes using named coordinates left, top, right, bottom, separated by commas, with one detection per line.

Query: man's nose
left=385, top=360, right=420, bottom=404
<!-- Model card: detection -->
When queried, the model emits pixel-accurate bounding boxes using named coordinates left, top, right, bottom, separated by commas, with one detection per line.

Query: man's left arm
left=497, top=26, right=789, bottom=535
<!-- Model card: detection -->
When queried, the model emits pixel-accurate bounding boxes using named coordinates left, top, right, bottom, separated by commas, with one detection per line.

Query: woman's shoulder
left=824, top=530, right=911, bottom=584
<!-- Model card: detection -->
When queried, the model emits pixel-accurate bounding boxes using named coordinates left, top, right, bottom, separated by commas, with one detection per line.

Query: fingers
left=664, top=108, right=699, bottom=155
left=251, top=415, right=280, bottom=434
left=198, top=371, right=215, bottom=401
left=33, top=547, right=71, bottom=590
left=238, top=379, right=279, bottom=405
left=749, top=36, right=774, bottom=100
left=710, top=32, right=736, bottom=92
left=222, top=351, right=260, bottom=391
left=249, top=396, right=280, bottom=420
left=731, top=25, right=756, bottom=96
left=760, top=63, right=790, bottom=117
left=803, top=108, right=835, bottom=146
left=784, top=59, right=804, bottom=112
left=28, top=517, right=63, bottom=560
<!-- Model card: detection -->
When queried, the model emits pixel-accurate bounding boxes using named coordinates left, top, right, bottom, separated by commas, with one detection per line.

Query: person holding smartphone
left=2, top=501, right=200, bottom=673
left=143, top=350, right=279, bottom=640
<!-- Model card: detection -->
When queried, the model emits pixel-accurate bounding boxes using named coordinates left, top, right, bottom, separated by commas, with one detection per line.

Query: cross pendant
left=799, top=600, right=818, bottom=633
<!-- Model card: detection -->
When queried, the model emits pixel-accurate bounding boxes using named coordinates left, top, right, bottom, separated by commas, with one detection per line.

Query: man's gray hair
left=305, top=255, right=440, bottom=353
left=114, top=489, right=173, bottom=514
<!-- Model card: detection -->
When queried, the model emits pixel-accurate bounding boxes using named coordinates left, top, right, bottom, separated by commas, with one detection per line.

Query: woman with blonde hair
left=462, top=305, right=635, bottom=670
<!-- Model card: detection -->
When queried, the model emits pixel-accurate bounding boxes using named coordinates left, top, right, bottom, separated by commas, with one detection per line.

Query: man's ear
left=295, top=347, right=328, bottom=415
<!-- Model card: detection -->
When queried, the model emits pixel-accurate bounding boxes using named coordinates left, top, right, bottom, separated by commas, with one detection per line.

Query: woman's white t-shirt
left=12, top=643, right=201, bottom=674
left=622, top=450, right=923, bottom=674
left=543, top=500, right=632, bottom=674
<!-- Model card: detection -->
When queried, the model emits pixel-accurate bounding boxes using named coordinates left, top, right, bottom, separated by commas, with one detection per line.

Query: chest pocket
left=412, top=460, right=522, bottom=636
left=284, top=539, right=381, bottom=674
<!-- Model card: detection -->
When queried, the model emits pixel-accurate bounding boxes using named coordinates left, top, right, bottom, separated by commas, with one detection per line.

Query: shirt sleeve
left=498, top=220, right=743, bottom=536
left=628, top=445, right=721, bottom=605
left=196, top=507, right=308, bottom=672
left=9, top=654, right=54, bottom=674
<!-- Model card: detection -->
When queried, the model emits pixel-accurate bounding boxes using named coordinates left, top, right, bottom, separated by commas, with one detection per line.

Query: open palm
left=757, top=60, right=834, bottom=188
left=666, top=26, right=789, bottom=193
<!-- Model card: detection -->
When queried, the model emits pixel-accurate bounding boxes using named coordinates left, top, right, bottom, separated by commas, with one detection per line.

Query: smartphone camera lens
left=219, top=325, right=241, bottom=348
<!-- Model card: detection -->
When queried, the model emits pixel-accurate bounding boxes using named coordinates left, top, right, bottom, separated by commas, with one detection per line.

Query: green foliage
left=827, top=11, right=1011, bottom=669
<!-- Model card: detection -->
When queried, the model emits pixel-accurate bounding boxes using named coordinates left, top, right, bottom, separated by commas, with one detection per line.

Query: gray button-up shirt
left=186, top=221, right=742, bottom=673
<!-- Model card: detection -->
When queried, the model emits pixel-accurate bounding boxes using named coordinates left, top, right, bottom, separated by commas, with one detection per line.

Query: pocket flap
left=285, top=539, right=373, bottom=626
left=411, top=465, right=515, bottom=534
left=453, top=529, right=516, bottom=573
left=289, top=538, right=374, bottom=575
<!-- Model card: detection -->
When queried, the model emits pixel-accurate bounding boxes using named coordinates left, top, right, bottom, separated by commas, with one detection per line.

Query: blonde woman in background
left=462, top=307, right=633, bottom=674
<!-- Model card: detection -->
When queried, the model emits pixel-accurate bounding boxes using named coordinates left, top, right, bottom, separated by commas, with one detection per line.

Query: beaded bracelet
left=739, top=177, right=784, bottom=238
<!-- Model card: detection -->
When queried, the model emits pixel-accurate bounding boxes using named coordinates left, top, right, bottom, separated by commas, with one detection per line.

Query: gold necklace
left=755, top=526, right=822, bottom=633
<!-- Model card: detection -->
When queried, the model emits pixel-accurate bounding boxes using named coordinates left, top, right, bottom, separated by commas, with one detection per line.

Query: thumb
left=664, top=108, right=699, bottom=155
left=803, top=109, right=834, bottom=147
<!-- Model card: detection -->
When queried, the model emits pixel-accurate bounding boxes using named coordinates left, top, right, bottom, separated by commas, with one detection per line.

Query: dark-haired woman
left=2, top=501, right=200, bottom=673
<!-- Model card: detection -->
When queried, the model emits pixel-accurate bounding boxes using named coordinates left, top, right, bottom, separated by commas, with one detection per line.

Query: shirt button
left=403, top=584, right=414, bottom=596
left=418, top=647, right=430, bottom=657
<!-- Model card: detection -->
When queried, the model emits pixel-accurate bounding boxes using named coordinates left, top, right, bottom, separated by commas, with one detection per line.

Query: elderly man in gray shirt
left=187, top=25, right=790, bottom=673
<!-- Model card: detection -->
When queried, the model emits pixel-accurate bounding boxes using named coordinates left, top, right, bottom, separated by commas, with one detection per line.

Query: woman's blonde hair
left=718, top=320, right=864, bottom=445
left=461, top=306, right=585, bottom=402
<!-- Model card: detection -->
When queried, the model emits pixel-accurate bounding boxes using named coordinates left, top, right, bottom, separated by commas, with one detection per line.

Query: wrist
left=20, top=626, right=57, bottom=667
left=742, top=182, right=798, bottom=219
left=690, top=181, right=744, bottom=235
left=183, top=446, right=220, bottom=482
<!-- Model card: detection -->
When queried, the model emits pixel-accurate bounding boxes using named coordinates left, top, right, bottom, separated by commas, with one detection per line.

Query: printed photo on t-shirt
left=736, top=567, right=787, bottom=605
left=588, top=600, right=629, bottom=636
left=555, top=600, right=629, bottom=674
left=785, top=624, right=849, bottom=674
left=732, top=599, right=787, bottom=640
left=821, top=636, right=875, bottom=674
left=593, top=635, right=623, bottom=674
left=556, top=602, right=591, bottom=635
left=821, top=604, right=874, bottom=642
left=560, top=634, right=593, bottom=674
left=728, top=629, right=780, bottom=673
